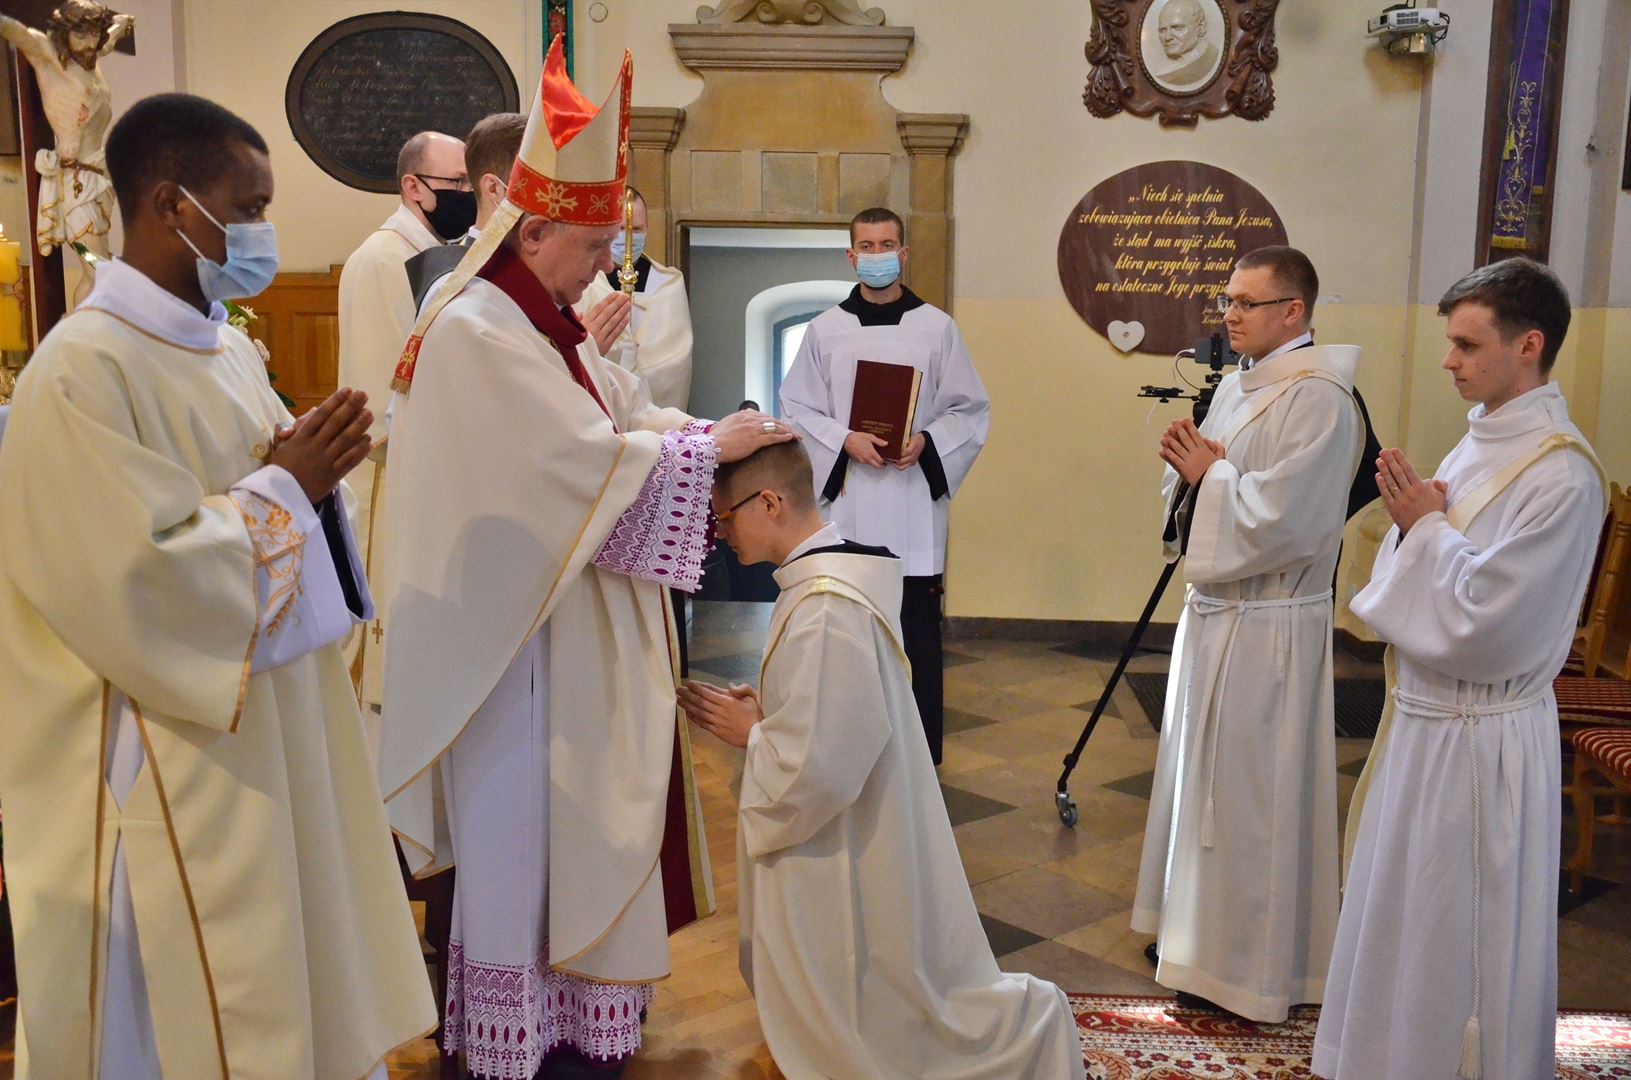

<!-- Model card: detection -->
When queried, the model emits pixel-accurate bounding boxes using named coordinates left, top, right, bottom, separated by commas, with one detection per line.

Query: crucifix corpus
left=1, top=0, right=134, bottom=330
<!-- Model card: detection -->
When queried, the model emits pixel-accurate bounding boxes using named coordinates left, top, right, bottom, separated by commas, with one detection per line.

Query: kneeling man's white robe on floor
left=739, top=525, right=1086, bottom=1080
left=1314, top=383, right=1605, bottom=1080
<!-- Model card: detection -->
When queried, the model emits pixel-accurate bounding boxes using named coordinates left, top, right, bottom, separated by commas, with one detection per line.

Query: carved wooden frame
left=1083, top=0, right=1280, bottom=127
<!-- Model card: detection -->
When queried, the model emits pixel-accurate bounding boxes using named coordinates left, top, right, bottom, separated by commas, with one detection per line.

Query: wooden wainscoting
left=248, top=267, right=342, bottom=415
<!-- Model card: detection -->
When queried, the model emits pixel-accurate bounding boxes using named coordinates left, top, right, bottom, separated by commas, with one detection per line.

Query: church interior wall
left=686, top=243, right=853, bottom=421
left=46, top=0, right=1631, bottom=626
left=580, top=0, right=1431, bottom=624
left=179, top=0, right=535, bottom=273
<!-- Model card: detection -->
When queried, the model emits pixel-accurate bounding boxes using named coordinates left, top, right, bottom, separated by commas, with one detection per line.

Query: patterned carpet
left=1071, top=994, right=1631, bottom=1079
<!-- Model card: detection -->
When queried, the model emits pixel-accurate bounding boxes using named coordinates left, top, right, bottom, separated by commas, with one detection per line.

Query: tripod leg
left=1056, top=559, right=1179, bottom=826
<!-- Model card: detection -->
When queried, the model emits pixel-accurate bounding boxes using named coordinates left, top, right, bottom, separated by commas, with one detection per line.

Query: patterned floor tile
left=940, top=783, right=1018, bottom=827
left=971, top=864, right=1128, bottom=940
left=980, top=914, right=1046, bottom=959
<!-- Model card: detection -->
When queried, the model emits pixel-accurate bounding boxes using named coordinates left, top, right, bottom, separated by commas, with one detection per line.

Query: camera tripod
left=1053, top=337, right=1233, bottom=828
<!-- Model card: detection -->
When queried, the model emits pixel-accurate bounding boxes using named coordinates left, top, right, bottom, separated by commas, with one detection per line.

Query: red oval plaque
left=1057, top=161, right=1289, bottom=357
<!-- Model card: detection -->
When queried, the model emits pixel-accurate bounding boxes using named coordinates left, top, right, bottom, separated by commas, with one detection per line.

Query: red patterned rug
left=1071, top=994, right=1631, bottom=1079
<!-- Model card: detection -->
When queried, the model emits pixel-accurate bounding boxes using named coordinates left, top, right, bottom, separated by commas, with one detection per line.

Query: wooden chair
left=1567, top=727, right=1631, bottom=893
left=1561, top=483, right=1630, bottom=680
left=1556, top=485, right=1631, bottom=757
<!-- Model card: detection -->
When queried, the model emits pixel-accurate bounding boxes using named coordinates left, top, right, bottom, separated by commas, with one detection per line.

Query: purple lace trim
left=443, top=938, right=655, bottom=1078
left=592, top=428, right=717, bottom=592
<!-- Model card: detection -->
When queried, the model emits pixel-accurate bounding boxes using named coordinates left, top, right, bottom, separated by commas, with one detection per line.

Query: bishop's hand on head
left=268, top=387, right=373, bottom=503
left=711, top=409, right=797, bottom=463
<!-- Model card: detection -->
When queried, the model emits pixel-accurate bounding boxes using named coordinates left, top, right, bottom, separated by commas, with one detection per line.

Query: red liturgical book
left=849, top=360, right=924, bottom=461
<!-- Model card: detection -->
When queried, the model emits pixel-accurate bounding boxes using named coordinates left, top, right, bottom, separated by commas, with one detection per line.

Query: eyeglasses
left=1216, top=295, right=1298, bottom=314
left=714, top=489, right=768, bottom=524
left=414, top=173, right=474, bottom=193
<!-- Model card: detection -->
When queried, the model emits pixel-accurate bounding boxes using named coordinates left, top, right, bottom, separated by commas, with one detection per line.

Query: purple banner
left=1489, top=0, right=1565, bottom=252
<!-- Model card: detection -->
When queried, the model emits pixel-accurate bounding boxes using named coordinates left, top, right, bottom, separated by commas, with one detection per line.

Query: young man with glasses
left=680, top=440, right=1085, bottom=1080
left=1132, top=245, right=1364, bottom=1022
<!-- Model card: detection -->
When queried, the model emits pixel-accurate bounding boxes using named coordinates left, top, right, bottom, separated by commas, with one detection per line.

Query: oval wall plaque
left=285, top=13, right=520, bottom=194
left=1057, top=161, right=1289, bottom=357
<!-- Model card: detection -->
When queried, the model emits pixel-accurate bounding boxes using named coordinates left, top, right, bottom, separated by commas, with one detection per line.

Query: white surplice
left=778, top=289, right=989, bottom=577
left=576, top=257, right=694, bottom=411
left=1132, top=342, right=1363, bottom=1022
left=0, top=259, right=433, bottom=1079
left=1314, top=383, right=1605, bottom=1080
left=739, top=525, right=1085, bottom=1080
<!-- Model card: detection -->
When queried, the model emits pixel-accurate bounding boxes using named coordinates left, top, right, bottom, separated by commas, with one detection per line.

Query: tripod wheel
left=1055, top=792, right=1078, bottom=828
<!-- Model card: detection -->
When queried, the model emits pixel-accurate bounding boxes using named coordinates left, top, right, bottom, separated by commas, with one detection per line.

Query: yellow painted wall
left=181, top=0, right=534, bottom=272
left=163, top=0, right=1627, bottom=623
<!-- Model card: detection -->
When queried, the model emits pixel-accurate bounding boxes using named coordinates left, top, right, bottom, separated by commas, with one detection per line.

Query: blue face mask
left=610, top=231, right=646, bottom=266
left=174, top=185, right=279, bottom=303
left=855, top=251, right=901, bottom=289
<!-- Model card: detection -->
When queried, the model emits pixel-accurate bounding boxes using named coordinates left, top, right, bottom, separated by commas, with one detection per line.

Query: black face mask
left=417, top=186, right=477, bottom=242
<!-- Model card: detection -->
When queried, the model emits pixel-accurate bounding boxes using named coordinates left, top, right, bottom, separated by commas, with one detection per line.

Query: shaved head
left=715, top=440, right=817, bottom=512
left=396, top=131, right=467, bottom=184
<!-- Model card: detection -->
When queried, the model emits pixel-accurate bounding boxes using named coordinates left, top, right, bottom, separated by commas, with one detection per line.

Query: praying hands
left=1158, top=418, right=1226, bottom=486
left=1375, top=447, right=1447, bottom=535
left=678, top=680, right=763, bottom=748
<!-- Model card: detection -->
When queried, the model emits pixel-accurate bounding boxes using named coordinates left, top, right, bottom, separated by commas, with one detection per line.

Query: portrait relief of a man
left=1143, top=0, right=1224, bottom=93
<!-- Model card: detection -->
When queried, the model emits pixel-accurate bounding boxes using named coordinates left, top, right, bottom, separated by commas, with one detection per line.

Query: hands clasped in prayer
left=582, top=289, right=631, bottom=355
left=1374, top=447, right=1446, bottom=535
left=677, top=680, right=762, bottom=748
left=843, top=429, right=926, bottom=470
left=1157, top=417, right=1225, bottom=486
left=268, top=386, right=374, bottom=502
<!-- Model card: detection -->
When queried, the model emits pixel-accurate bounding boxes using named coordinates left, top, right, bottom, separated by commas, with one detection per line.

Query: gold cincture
left=617, top=190, right=638, bottom=295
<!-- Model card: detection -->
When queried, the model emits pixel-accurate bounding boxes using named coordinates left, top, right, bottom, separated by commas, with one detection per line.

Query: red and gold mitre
left=390, top=36, right=632, bottom=393
left=505, top=35, right=631, bottom=226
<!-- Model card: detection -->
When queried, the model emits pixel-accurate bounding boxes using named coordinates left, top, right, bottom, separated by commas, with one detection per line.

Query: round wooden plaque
left=1057, top=161, right=1288, bottom=357
left=285, top=13, right=520, bottom=194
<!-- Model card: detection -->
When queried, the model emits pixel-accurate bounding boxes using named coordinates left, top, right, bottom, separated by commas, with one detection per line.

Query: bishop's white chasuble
left=377, top=246, right=714, bottom=1075
left=1132, top=343, right=1363, bottom=1022
left=0, top=261, right=435, bottom=1079
left=739, top=527, right=1086, bottom=1080
left=1315, top=383, right=1605, bottom=1080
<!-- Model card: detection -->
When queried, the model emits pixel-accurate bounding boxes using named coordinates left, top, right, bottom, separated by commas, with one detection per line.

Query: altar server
left=681, top=440, right=1085, bottom=1080
left=0, top=92, right=433, bottom=1080
left=1132, top=246, right=1362, bottom=1021
left=778, top=206, right=990, bottom=763
left=576, top=186, right=694, bottom=411
left=1315, top=257, right=1606, bottom=1080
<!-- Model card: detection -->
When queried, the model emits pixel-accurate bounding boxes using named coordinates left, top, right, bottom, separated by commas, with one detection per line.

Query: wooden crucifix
left=1, top=0, right=134, bottom=347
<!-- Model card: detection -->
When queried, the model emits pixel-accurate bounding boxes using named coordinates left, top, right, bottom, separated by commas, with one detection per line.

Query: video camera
left=1138, top=332, right=1241, bottom=425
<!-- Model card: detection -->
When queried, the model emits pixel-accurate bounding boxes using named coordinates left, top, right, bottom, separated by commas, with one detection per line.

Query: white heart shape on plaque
left=1107, top=319, right=1146, bottom=353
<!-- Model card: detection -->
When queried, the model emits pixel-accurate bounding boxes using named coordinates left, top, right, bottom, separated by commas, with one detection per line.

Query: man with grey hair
left=1315, top=257, right=1606, bottom=1080
left=1155, top=0, right=1220, bottom=86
